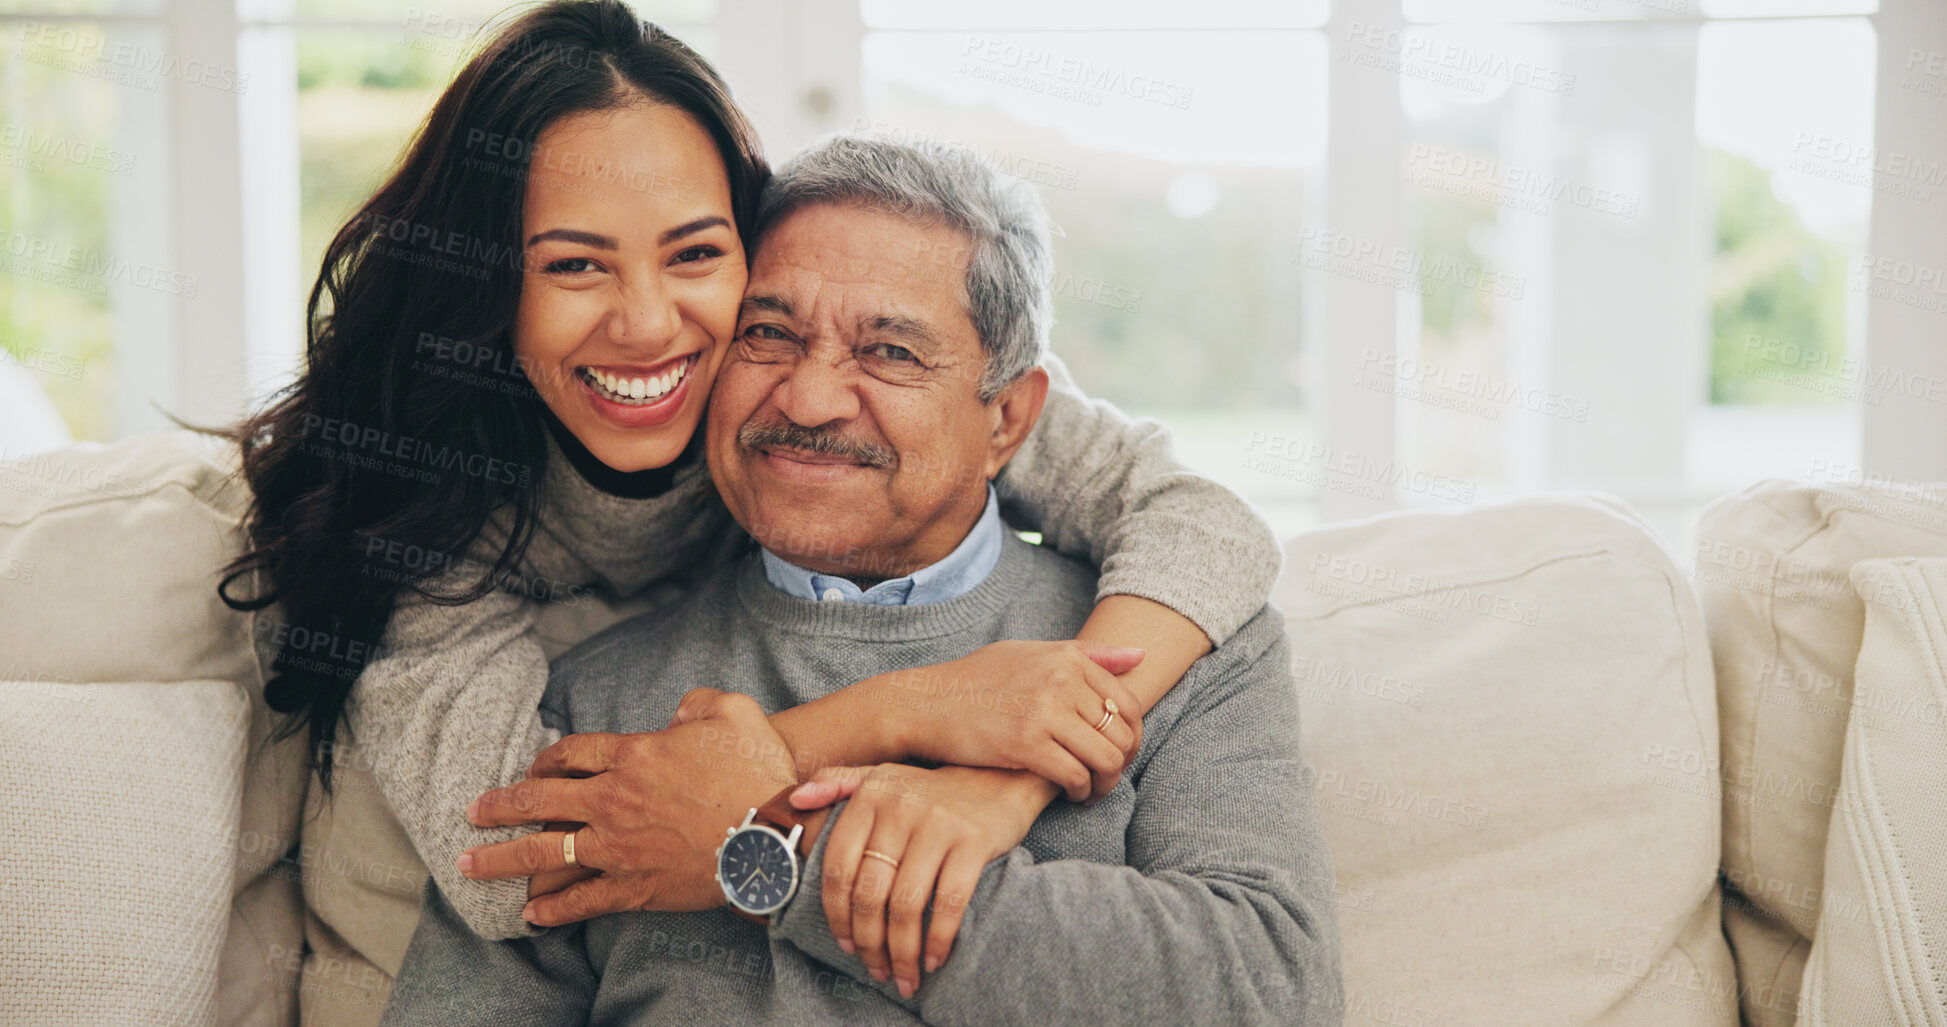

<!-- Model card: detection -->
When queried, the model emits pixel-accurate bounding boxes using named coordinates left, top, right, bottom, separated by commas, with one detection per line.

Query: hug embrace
left=213, top=1, right=1342, bottom=1022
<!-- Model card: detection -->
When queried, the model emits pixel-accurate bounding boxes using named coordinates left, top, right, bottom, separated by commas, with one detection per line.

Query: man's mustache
left=737, top=416, right=897, bottom=469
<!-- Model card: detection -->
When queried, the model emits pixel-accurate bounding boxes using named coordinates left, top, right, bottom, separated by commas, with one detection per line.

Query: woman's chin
left=577, top=429, right=693, bottom=472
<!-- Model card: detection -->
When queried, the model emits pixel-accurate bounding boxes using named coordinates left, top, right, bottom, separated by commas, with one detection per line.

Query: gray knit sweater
left=348, top=354, right=1284, bottom=941
left=382, top=534, right=1342, bottom=1026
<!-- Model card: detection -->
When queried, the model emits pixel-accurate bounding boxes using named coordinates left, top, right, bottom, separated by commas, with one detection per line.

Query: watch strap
left=752, top=784, right=811, bottom=859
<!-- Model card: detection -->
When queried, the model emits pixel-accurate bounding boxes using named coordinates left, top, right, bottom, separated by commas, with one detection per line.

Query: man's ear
left=983, top=366, right=1050, bottom=480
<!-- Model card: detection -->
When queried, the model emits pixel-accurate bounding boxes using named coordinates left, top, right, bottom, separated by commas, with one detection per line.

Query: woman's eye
left=544, top=257, right=597, bottom=275
left=672, top=245, right=723, bottom=265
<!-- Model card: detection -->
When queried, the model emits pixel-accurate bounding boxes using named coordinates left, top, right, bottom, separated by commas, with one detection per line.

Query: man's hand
left=789, top=763, right=1054, bottom=999
left=864, top=641, right=1147, bottom=803
left=457, top=688, right=797, bottom=927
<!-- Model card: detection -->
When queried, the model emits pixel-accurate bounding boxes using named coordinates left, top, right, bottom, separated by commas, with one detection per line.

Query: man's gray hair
left=753, top=133, right=1052, bottom=401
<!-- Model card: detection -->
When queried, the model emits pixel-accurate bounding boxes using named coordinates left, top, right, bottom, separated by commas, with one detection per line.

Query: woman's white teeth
left=587, top=359, right=688, bottom=404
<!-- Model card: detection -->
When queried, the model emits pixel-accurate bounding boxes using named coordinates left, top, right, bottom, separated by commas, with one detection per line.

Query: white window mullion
left=1308, top=0, right=1405, bottom=522
left=1861, top=0, right=1947, bottom=483
left=167, top=0, right=250, bottom=426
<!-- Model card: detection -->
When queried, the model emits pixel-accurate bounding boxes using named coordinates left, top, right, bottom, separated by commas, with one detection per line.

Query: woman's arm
left=348, top=581, right=555, bottom=941
left=998, top=351, right=1281, bottom=660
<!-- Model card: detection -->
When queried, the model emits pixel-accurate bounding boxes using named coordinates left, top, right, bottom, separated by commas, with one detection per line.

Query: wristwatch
left=715, top=784, right=810, bottom=922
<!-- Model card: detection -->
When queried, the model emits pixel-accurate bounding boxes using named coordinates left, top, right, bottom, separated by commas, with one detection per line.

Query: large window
left=5, top=0, right=1943, bottom=546
left=858, top=2, right=1325, bottom=530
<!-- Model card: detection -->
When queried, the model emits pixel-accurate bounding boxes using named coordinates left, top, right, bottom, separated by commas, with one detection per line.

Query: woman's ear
left=984, top=367, right=1050, bottom=479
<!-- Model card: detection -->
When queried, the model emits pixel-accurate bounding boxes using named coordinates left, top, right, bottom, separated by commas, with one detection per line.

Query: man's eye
left=866, top=343, right=919, bottom=364
left=544, top=257, right=597, bottom=274
left=673, top=245, right=722, bottom=265
left=743, top=324, right=790, bottom=341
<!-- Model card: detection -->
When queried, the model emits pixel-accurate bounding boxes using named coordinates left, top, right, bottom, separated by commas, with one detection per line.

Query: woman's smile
left=574, top=352, right=704, bottom=428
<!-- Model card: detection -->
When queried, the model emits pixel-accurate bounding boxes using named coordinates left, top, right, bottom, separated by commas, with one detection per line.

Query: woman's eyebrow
left=525, top=228, right=618, bottom=249
left=659, top=215, right=731, bottom=245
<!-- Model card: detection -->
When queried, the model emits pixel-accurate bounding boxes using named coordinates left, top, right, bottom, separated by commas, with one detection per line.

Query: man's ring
left=862, top=849, right=900, bottom=870
left=563, top=829, right=580, bottom=868
left=1094, top=697, right=1121, bottom=733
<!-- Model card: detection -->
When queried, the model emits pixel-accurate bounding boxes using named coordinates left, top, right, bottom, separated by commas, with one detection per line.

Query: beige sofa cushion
left=1694, top=479, right=1947, bottom=1026
left=0, top=432, right=309, bottom=1026
left=0, top=679, right=247, bottom=1024
left=1276, top=494, right=1734, bottom=1026
left=1795, top=558, right=1947, bottom=1026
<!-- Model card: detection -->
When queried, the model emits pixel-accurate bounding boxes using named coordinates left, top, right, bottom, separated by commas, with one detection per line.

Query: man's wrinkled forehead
left=750, top=202, right=973, bottom=291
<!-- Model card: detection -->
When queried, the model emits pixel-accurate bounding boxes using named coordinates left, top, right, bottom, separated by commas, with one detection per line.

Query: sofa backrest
left=1693, top=478, right=1947, bottom=1026
left=0, top=432, right=308, bottom=1026
left=1275, top=493, right=1736, bottom=1026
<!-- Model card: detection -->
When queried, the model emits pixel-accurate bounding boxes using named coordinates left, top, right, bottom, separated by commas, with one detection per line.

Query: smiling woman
left=513, top=103, right=743, bottom=465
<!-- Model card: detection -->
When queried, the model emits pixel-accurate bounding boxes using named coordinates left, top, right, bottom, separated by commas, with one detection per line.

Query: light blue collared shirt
left=759, top=486, right=1004, bottom=606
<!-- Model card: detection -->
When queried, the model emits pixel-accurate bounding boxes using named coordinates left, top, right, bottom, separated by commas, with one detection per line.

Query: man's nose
left=607, top=276, right=682, bottom=351
left=770, top=350, right=862, bottom=428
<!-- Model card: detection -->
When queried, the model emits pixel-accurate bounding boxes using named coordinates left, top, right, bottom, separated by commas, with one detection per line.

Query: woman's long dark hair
left=216, top=0, right=767, bottom=788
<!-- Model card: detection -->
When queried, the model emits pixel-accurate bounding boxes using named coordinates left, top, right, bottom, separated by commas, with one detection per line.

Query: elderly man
left=383, top=134, right=1342, bottom=1025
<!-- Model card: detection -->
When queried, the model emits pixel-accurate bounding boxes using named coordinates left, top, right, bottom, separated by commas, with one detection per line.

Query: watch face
left=718, top=826, right=799, bottom=915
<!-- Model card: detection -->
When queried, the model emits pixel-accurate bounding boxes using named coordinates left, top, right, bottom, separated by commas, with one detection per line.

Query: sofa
left=2, top=430, right=1942, bottom=1025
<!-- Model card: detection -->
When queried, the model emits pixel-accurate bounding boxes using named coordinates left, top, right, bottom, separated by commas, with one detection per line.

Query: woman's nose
left=608, top=277, right=682, bottom=351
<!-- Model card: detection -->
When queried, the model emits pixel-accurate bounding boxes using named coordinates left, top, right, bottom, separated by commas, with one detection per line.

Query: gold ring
left=1095, top=697, right=1120, bottom=733
left=861, top=849, right=900, bottom=871
left=563, top=829, right=579, bottom=868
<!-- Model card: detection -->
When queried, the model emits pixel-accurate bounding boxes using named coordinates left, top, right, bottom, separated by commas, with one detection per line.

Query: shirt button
left=820, top=587, right=845, bottom=602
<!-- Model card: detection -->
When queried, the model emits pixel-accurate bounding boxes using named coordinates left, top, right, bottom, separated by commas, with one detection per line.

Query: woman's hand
left=864, top=640, right=1146, bottom=803
left=789, top=763, right=1056, bottom=999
